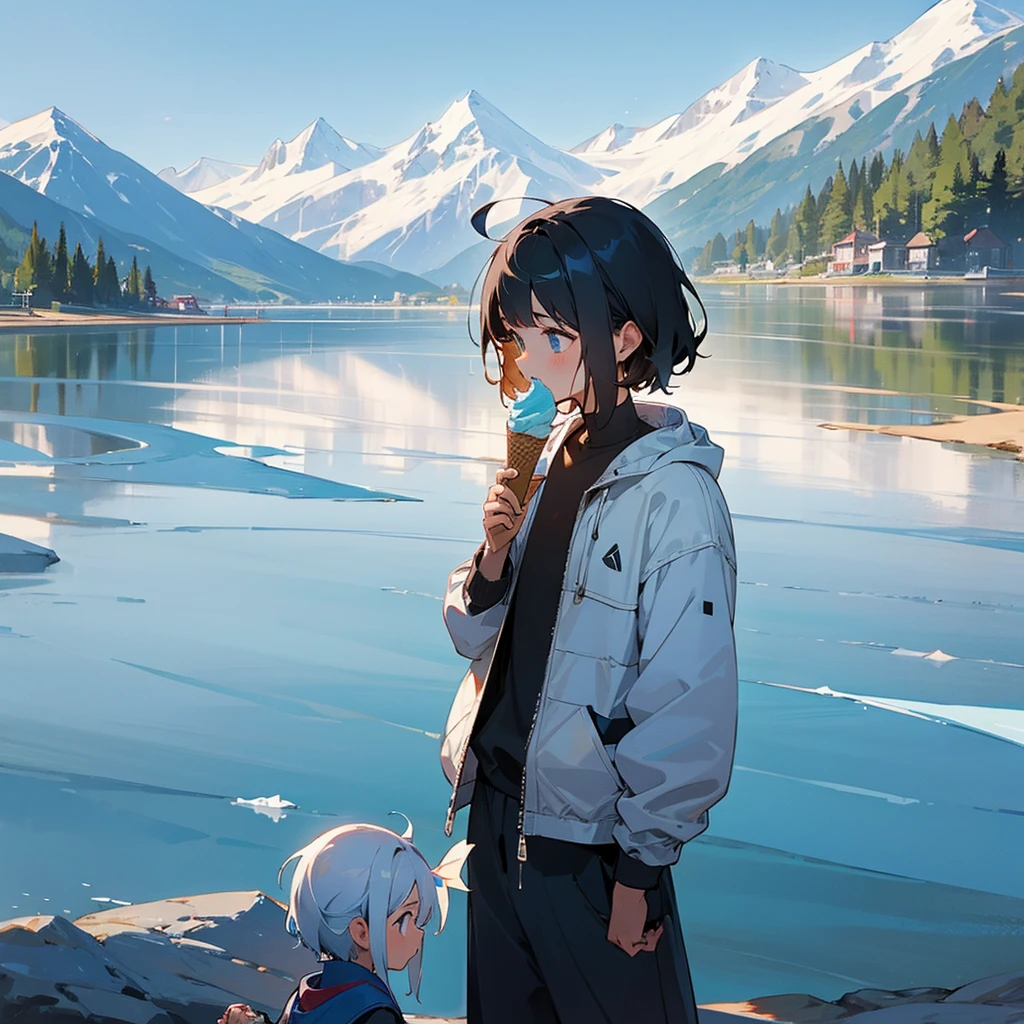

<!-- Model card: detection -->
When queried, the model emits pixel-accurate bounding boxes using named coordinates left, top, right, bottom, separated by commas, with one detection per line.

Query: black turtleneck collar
left=576, top=393, right=644, bottom=451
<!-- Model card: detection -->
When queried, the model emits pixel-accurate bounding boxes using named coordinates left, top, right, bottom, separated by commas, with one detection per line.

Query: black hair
left=472, top=195, right=707, bottom=430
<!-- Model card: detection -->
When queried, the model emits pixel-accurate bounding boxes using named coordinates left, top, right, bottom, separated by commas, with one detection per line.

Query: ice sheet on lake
left=0, top=532, right=59, bottom=573
left=0, top=411, right=413, bottom=501
left=752, top=680, right=1024, bottom=748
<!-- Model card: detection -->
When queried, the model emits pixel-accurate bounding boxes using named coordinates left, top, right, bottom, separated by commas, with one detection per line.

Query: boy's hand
left=606, top=882, right=664, bottom=957
left=218, top=1005, right=263, bottom=1024
left=480, top=468, right=525, bottom=577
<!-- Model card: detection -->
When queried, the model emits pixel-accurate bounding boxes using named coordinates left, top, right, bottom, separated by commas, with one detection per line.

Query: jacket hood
left=537, top=400, right=724, bottom=485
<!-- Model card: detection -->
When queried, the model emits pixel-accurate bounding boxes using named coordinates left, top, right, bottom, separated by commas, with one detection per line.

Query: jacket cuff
left=465, top=544, right=510, bottom=614
left=613, top=849, right=664, bottom=891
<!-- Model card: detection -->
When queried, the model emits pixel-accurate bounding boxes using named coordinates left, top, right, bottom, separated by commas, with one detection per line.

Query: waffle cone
left=505, top=428, right=547, bottom=504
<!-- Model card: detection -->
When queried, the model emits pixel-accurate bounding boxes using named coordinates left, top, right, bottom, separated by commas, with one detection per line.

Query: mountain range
left=0, top=110, right=435, bottom=302
left=1, top=0, right=1022, bottom=294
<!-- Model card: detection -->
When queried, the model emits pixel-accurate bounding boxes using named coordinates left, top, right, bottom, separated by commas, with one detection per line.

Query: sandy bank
left=0, top=308, right=258, bottom=332
left=821, top=408, right=1024, bottom=457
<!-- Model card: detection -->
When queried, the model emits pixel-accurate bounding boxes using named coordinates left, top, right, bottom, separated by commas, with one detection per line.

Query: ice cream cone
left=506, top=428, right=546, bottom=505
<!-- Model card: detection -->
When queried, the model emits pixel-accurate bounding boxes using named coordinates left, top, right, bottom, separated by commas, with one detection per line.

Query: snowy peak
left=158, top=157, right=255, bottom=193
left=249, top=116, right=381, bottom=181
left=0, top=106, right=102, bottom=193
left=894, top=0, right=1021, bottom=54
left=659, top=57, right=810, bottom=139
left=382, top=89, right=604, bottom=194
left=571, top=123, right=639, bottom=155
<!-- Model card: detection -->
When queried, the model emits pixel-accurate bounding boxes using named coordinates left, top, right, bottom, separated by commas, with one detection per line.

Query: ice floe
left=0, top=532, right=59, bottom=573
left=0, top=411, right=413, bottom=501
left=231, top=795, right=297, bottom=822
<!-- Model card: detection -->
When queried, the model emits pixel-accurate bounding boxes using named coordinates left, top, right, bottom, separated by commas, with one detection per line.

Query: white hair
left=278, top=823, right=442, bottom=1000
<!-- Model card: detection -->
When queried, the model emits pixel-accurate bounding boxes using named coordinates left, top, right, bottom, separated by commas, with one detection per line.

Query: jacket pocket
left=533, top=701, right=623, bottom=823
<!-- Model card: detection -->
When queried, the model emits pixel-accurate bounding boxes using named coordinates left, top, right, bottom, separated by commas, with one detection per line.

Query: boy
left=442, top=196, right=738, bottom=1024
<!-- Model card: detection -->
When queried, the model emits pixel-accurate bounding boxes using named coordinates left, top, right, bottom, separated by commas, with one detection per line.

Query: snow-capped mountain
left=0, top=107, right=434, bottom=301
left=649, top=19, right=1024, bottom=249
left=581, top=0, right=1021, bottom=206
left=0, top=169, right=250, bottom=298
left=158, top=157, right=254, bottom=193
left=191, top=117, right=382, bottom=217
left=188, top=91, right=608, bottom=275
left=571, top=123, right=640, bottom=156
left=163, top=0, right=1020, bottom=280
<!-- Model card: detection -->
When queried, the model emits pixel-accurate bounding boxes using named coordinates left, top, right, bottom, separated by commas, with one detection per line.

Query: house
left=171, top=295, right=204, bottom=313
left=829, top=230, right=878, bottom=274
left=906, top=232, right=938, bottom=272
left=867, top=239, right=907, bottom=273
left=964, top=227, right=1010, bottom=272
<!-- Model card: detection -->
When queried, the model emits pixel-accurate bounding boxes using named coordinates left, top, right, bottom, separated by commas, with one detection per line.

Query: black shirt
left=464, top=397, right=661, bottom=890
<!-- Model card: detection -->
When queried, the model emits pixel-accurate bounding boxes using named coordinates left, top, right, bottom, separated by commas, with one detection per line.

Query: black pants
left=466, top=778, right=700, bottom=1024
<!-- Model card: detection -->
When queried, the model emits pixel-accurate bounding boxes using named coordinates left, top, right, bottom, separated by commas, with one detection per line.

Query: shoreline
left=820, top=407, right=1024, bottom=457
left=0, top=309, right=260, bottom=332
left=695, top=274, right=1024, bottom=287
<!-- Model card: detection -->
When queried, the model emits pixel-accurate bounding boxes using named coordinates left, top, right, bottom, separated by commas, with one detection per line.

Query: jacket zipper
left=516, top=482, right=607, bottom=888
left=572, top=487, right=609, bottom=605
left=445, top=478, right=546, bottom=837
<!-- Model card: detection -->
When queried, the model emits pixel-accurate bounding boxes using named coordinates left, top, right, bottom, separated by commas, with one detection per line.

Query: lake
left=0, top=283, right=1022, bottom=1017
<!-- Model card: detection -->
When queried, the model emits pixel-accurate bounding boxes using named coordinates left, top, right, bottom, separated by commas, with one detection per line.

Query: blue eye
left=546, top=331, right=568, bottom=353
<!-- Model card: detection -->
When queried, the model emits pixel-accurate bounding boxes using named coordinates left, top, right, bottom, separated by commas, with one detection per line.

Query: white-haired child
left=220, top=821, right=471, bottom=1024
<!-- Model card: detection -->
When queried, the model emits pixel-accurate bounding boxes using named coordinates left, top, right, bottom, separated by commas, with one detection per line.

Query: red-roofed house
left=829, top=230, right=878, bottom=274
left=964, top=227, right=1010, bottom=271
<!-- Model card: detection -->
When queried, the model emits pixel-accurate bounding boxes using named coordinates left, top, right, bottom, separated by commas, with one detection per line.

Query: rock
left=0, top=532, right=59, bottom=572
left=0, top=892, right=318, bottom=1024
left=2, top=892, right=1021, bottom=1023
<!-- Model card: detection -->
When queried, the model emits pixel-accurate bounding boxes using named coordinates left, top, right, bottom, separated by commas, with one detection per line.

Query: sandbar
left=822, top=408, right=1024, bottom=456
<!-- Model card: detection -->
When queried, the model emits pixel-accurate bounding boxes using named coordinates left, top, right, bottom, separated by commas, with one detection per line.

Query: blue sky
left=1, top=0, right=1014, bottom=172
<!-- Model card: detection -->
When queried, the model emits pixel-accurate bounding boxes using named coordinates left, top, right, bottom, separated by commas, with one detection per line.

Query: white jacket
left=441, top=401, right=738, bottom=871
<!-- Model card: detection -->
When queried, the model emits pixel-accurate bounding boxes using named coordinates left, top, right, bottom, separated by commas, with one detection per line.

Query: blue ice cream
left=508, top=378, right=557, bottom=438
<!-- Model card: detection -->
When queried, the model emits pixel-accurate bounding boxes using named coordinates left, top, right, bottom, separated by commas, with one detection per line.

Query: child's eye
left=397, top=912, right=413, bottom=934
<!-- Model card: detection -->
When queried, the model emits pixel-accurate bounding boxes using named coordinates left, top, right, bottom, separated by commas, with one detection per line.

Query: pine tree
left=869, top=153, right=886, bottom=193
left=70, top=242, right=94, bottom=306
left=103, top=255, right=121, bottom=307
left=745, top=219, right=759, bottom=259
left=959, top=97, right=985, bottom=141
left=785, top=219, right=804, bottom=261
left=923, top=114, right=970, bottom=237
left=798, top=185, right=820, bottom=255
left=849, top=159, right=861, bottom=211
left=53, top=223, right=70, bottom=302
left=767, top=208, right=787, bottom=260
left=738, top=245, right=749, bottom=272
left=820, top=161, right=853, bottom=247
left=143, top=264, right=156, bottom=304
left=816, top=177, right=833, bottom=236
left=988, top=149, right=1011, bottom=235
left=127, top=256, right=142, bottom=306
left=873, top=149, right=904, bottom=236
left=93, top=237, right=107, bottom=302
left=710, top=232, right=727, bottom=265
left=14, top=222, right=55, bottom=301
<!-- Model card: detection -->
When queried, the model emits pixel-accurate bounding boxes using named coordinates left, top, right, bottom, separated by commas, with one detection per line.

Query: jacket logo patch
left=703, top=601, right=714, bottom=616
left=602, top=544, right=622, bottom=572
